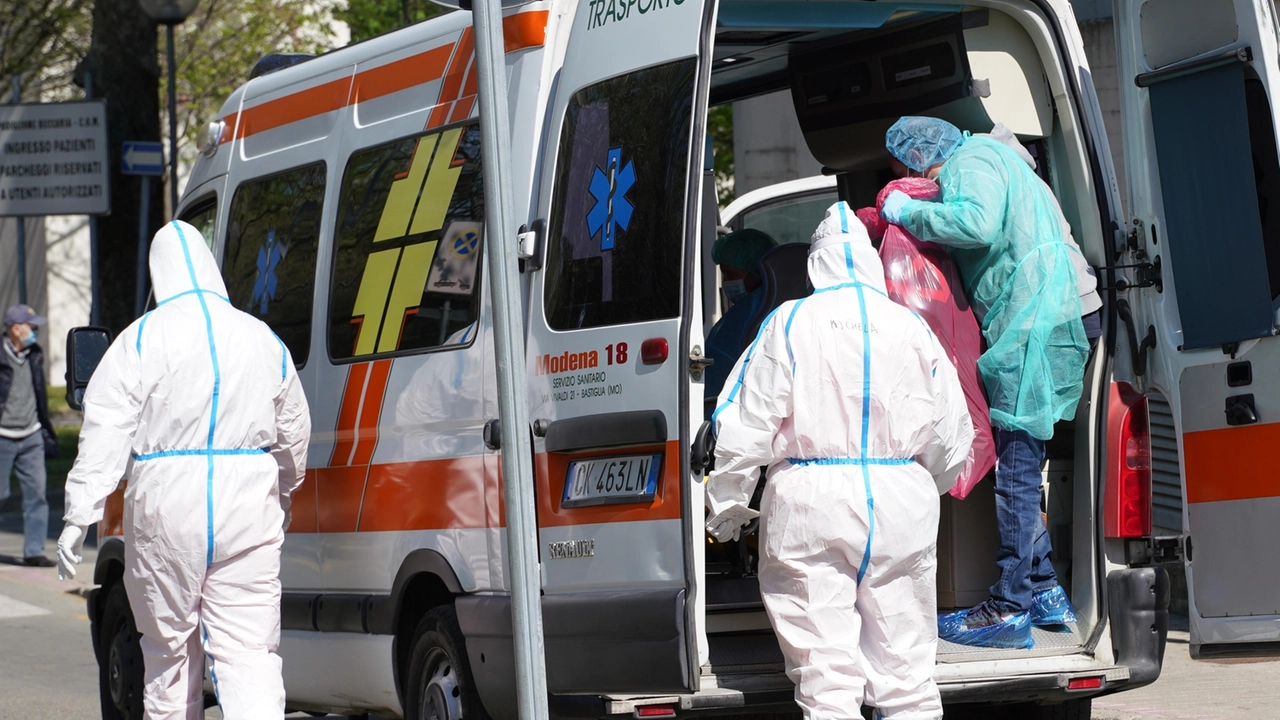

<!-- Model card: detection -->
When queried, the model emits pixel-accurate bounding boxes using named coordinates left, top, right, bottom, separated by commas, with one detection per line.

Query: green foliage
left=166, top=0, right=340, bottom=167
left=0, top=0, right=92, bottom=99
left=337, top=0, right=450, bottom=44
left=41, top=387, right=78, bottom=491
left=707, top=104, right=735, bottom=206
left=42, top=425, right=80, bottom=491
left=45, top=385, right=69, bottom=416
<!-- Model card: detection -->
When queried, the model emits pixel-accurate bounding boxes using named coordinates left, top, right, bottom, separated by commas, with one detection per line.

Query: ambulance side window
left=224, top=162, right=325, bottom=367
left=179, top=196, right=218, bottom=251
left=734, top=191, right=836, bottom=246
left=543, top=58, right=697, bottom=330
left=327, top=122, right=484, bottom=362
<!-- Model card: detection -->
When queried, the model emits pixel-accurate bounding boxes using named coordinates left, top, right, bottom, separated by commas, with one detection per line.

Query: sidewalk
left=1092, top=614, right=1280, bottom=720
left=0, top=489, right=99, bottom=594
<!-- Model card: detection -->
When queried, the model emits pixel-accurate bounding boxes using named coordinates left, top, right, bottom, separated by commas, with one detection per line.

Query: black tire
left=98, top=583, right=145, bottom=720
left=403, top=606, right=490, bottom=720
left=1030, top=699, right=1091, bottom=720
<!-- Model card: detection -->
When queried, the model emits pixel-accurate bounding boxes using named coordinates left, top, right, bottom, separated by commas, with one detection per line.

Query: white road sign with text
left=0, top=100, right=109, bottom=216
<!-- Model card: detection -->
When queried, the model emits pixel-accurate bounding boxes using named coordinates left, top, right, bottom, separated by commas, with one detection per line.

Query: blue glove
left=880, top=190, right=911, bottom=225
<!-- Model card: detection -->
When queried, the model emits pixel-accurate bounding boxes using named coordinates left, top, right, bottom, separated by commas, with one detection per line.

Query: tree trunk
left=78, top=0, right=164, bottom=336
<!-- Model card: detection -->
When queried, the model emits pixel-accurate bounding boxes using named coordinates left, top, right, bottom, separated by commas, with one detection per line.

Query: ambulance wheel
left=404, top=606, right=490, bottom=720
left=98, top=583, right=145, bottom=720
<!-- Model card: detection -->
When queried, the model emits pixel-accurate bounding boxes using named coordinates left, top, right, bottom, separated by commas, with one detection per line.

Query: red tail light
left=635, top=705, right=677, bottom=718
left=1105, top=382, right=1152, bottom=538
left=641, top=338, right=668, bottom=365
left=1067, top=675, right=1104, bottom=690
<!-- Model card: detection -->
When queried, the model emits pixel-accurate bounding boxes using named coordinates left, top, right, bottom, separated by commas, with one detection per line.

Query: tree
left=77, top=0, right=165, bottom=336
left=707, top=104, right=734, bottom=206
left=336, top=0, right=448, bottom=44
left=73, top=0, right=339, bottom=335
left=168, top=0, right=338, bottom=169
left=0, top=0, right=90, bottom=97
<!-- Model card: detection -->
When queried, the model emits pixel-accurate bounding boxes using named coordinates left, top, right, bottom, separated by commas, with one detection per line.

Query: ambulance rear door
left=1116, top=0, right=1280, bottom=657
left=522, top=0, right=716, bottom=695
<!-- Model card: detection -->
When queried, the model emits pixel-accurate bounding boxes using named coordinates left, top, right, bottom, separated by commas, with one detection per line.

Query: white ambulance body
left=84, top=0, right=1280, bottom=718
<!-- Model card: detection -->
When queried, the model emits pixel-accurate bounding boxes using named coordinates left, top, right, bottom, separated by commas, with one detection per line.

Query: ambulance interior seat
left=741, top=243, right=813, bottom=353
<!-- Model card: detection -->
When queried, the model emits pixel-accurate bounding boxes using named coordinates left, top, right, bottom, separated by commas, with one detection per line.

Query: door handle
left=1115, top=298, right=1156, bottom=377
left=483, top=419, right=501, bottom=450
left=1225, top=394, right=1258, bottom=426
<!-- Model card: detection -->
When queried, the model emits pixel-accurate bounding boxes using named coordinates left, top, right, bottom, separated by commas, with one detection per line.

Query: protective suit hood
left=980, top=123, right=1037, bottom=170
left=808, top=202, right=887, bottom=293
left=149, top=220, right=228, bottom=303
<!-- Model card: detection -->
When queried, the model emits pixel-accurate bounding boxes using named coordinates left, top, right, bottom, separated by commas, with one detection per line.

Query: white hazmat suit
left=61, top=220, right=311, bottom=719
left=706, top=203, right=974, bottom=720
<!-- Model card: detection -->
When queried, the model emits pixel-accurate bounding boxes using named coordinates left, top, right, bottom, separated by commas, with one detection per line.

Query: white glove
left=57, top=524, right=87, bottom=581
left=706, top=504, right=760, bottom=543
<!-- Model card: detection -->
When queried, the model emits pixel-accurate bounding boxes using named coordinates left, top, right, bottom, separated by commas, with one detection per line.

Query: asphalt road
left=3, top=526, right=1277, bottom=720
left=1092, top=619, right=1280, bottom=720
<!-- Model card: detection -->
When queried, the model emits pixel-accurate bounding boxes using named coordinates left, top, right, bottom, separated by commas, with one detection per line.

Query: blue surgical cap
left=886, top=117, right=965, bottom=172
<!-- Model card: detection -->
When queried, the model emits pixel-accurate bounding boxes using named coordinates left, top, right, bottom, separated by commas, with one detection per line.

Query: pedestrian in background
left=0, top=304, right=60, bottom=567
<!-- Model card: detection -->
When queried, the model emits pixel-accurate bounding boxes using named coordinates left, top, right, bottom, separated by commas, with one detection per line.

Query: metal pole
left=86, top=71, right=101, bottom=326
left=470, top=1, right=550, bottom=718
left=135, top=175, right=151, bottom=318
left=12, top=76, right=27, bottom=305
left=166, top=23, right=179, bottom=216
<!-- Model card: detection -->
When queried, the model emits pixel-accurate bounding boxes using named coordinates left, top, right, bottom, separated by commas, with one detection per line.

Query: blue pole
left=136, top=175, right=151, bottom=318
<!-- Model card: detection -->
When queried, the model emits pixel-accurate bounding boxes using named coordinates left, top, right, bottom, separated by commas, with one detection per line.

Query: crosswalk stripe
left=0, top=593, right=51, bottom=619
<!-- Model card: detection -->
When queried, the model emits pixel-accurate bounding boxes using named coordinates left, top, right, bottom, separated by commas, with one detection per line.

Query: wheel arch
left=379, top=549, right=464, bottom=705
left=94, top=536, right=126, bottom=587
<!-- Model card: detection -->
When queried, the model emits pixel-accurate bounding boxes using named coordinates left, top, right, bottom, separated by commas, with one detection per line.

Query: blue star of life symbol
left=586, top=147, right=636, bottom=251
left=252, top=230, right=287, bottom=315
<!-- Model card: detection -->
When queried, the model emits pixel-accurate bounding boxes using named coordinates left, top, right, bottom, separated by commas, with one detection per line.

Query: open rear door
left=1116, top=0, right=1280, bottom=657
left=523, top=0, right=715, bottom=695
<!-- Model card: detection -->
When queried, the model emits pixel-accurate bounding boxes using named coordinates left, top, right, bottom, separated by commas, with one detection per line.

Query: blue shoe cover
left=938, top=603, right=1034, bottom=649
left=1031, top=585, right=1077, bottom=627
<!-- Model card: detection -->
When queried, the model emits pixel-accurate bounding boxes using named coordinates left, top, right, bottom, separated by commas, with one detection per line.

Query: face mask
left=722, top=279, right=747, bottom=306
left=20, top=329, right=36, bottom=349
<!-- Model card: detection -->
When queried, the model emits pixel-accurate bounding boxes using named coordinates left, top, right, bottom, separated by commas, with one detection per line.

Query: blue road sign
left=121, top=141, right=164, bottom=176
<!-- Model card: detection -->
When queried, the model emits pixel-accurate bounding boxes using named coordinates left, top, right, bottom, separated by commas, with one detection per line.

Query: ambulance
left=78, top=0, right=1280, bottom=718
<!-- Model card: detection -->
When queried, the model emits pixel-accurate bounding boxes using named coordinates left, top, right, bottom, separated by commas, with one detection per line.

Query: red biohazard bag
left=859, top=178, right=996, bottom=499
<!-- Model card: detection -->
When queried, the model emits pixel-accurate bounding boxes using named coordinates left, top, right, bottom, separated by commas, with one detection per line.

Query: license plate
left=562, top=454, right=662, bottom=508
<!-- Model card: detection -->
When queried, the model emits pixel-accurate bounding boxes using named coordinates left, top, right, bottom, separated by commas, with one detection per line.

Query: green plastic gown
left=897, top=136, right=1087, bottom=440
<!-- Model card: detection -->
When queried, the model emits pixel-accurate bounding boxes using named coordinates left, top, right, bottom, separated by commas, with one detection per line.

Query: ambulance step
left=705, top=631, right=786, bottom=675
left=936, top=624, right=1085, bottom=663
left=601, top=672, right=796, bottom=716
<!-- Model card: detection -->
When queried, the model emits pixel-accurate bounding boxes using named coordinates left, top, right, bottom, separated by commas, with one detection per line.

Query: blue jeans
left=989, top=427, right=1057, bottom=613
left=0, top=433, right=49, bottom=558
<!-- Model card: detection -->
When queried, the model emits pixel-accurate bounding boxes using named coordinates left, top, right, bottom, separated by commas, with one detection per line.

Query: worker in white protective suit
left=706, top=202, right=974, bottom=720
left=56, top=220, right=311, bottom=719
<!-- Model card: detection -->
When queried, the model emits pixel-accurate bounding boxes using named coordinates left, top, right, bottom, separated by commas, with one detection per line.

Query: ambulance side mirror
left=65, top=326, right=112, bottom=412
